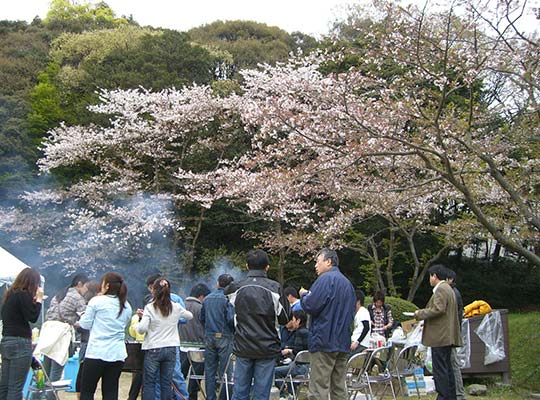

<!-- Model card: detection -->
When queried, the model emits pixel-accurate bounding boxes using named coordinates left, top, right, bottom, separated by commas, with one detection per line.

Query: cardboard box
left=403, top=367, right=427, bottom=396
left=401, top=319, right=417, bottom=335
left=404, top=380, right=427, bottom=396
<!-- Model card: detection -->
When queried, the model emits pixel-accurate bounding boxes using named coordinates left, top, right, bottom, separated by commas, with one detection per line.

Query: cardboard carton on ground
left=404, top=377, right=427, bottom=396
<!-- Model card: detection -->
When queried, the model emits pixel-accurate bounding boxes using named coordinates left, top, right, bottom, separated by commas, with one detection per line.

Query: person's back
left=200, top=275, right=235, bottom=400
left=180, top=294, right=206, bottom=344
left=201, top=288, right=234, bottom=338
left=223, top=250, right=290, bottom=400
left=226, top=273, right=289, bottom=358
left=138, top=302, right=192, bottom=349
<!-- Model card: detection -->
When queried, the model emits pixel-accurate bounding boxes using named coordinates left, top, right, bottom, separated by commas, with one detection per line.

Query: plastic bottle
left=31, top=328, right=39, bottom=343
left=36, top=369, right=45, bottom=389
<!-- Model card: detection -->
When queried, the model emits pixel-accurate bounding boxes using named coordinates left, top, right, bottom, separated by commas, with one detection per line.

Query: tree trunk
left=407, top=244, right=450, bottom=302
left=275, top=221, right=286, bottom=285
left=386, top=228, right=397, bottom=296
left=368, top=238, right=386, bottom=293
left=183, top=207, right=206, bottom=276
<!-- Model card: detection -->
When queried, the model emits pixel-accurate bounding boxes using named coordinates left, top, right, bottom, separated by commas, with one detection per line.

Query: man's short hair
left=284, top=286, right=299, bottom=299
left=218, top=274, right=234, bottom=288
left=317, top=248, right=339, bottom=267
left=373, top=290, right=385, bottom=303
left=189, top=283, right=211, bottom=298
left=446, top=268, right=457, bottom=281
left=428, top=264, right=448, bottom=280
left=146, top=273, right=162, bottom=287
left=292, top=309, right=307, bottom=326
left=355, top=289, right=365, bottom=305
left=246, top=249, right=270, bottom=270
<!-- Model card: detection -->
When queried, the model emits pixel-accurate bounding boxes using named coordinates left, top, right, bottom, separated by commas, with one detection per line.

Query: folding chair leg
left=412, top=373, right=421, bottom=399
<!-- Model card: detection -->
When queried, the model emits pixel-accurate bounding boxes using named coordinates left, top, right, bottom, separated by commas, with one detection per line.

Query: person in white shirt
left=78, top=272, right=132, bottom=400
left=135, top=277, right=193, bottom=400
left=350, top=289, right=371, bottom=354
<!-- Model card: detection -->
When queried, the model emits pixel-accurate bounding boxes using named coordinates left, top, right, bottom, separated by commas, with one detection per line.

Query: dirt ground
left=58, top=372, right=138, bottom=399
left=57, top=372, right=208, bottom=400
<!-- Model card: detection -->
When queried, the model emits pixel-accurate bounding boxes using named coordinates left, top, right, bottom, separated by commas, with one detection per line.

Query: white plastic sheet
left=456, top=318, right=471, bottom=369
left=474, top=310, right=505, bottom=365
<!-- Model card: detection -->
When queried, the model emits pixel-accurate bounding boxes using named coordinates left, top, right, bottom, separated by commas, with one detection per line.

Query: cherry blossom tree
left=2, top=0, right=538, bottom=284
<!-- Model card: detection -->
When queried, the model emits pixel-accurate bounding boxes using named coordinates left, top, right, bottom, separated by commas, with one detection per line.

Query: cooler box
left=63, top=353, right=79, bottom=392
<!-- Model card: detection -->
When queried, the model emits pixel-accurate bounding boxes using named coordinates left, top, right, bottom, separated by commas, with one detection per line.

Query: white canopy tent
left=0, top=246, right=46, bottom=329
left=0, top=246, right=34, bottom=287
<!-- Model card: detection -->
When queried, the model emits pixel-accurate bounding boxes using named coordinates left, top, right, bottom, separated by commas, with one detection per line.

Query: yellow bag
left=464, top=300, right=492, bottom=318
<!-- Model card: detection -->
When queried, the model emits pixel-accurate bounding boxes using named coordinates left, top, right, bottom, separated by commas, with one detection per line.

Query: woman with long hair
left=43, top=273, right=89, bottom=390
left=135, top=277, right=193, bottom=400
left=0, top=267, right=44, bottom=400
left=78, top=272, right=132, bottom=400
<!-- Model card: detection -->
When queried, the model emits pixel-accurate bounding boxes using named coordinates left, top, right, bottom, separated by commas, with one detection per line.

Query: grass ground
left=57, top=312, right=540, bottom=399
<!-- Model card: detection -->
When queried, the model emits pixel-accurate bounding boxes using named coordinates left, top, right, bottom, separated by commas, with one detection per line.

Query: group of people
left=0, top=248, right=466, bottom=400
left=0, top=269, right=132, bottom=400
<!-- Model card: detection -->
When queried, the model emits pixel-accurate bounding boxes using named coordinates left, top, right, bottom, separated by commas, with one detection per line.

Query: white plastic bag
left=474, top=310, right=505, bottom=365
left=390, top=327, right=406, bottom=343
left=456, top=318, right=471, bottom=369
left=405, top=320, right=423, bottom=347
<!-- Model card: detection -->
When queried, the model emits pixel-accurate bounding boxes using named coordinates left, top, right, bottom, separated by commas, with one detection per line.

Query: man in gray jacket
left=179, top=283, right=210, bottom=400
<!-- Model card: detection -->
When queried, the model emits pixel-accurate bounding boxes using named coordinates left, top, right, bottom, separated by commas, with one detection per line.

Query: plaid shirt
left=371, top=305, right=393, bottom=336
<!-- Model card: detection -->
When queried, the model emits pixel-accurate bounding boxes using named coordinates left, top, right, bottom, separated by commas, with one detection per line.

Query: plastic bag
left=390, top=327, right=406, bottom=344
left=456, top=318, right=471, bottom=369
left=474, top=310, right=505, bottom=365
left=405, top=320, right=423, bottom=347
left=425, top=347, right=433, bottom=373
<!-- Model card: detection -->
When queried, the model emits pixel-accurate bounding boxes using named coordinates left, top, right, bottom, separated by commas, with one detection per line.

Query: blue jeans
left=274, top=363, right=308, bottom=396
left=204, top=335, right=233, bottom=400
left=233, top=356, right=276, bottom=400
left=143, top=346, right=177, bottom=400
left=0, top=336, right=33, bottom=400
left=171, top=347, right=189, bottom=399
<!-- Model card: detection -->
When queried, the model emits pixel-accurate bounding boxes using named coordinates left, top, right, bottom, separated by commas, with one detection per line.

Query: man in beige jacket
left=415, top=264, right=462, bottom=400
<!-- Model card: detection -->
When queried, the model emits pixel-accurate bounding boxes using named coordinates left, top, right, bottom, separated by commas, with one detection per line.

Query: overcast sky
left=1, top=0, right=361, bottom=37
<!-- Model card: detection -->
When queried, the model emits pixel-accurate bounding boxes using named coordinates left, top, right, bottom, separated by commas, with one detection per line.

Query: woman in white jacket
left=135, top=277, right=193, bottom=400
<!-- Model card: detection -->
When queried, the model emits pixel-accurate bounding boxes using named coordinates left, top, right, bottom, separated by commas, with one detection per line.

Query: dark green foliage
left=0, top=21, right=52, bottom=199
left=448, top=257, right=540, bottom=311
left=88, top=30, right=216, bottom=91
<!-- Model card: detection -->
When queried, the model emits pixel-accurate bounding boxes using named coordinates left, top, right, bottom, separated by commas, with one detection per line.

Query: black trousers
left=80, top=358, right=124, bottom=400
left=127, top=370, right=143, bottom=400
left=432, top=346, right=456, bottom=400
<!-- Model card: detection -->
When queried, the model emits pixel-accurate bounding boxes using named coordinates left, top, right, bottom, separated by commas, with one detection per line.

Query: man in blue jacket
left=200, top=274, right=235, bottom=400
left=299, top=248, right=356, bottom=400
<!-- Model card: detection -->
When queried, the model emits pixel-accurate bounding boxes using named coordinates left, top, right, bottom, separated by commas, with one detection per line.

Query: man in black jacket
left=224, top=249, right=291, bottom=400
left=447, top=269, right=467, bottom=400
